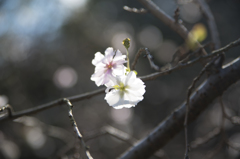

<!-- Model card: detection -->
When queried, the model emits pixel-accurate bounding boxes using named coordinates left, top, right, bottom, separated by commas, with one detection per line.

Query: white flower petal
left=92, top=52, right=104, bottom=66
left=105, top=90, right=135, bottom=109
left=105, top=71, right=146, bottom=109
left=104, top=47, right=114, bottom=56
left=105, top=90, right=121, bottom=106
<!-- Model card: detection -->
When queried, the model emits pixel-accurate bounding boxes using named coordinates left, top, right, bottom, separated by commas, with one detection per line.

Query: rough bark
left=119, top=57, right=240, bottom=159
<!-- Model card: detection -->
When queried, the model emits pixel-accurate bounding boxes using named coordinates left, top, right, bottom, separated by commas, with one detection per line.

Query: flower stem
left=126, top=49, right=130, bottom=71
left=122, top=38, right=131, bottom=72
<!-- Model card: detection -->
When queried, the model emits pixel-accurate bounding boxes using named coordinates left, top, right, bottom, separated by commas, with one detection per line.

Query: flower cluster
left=91, top=39, right=146, bottom=109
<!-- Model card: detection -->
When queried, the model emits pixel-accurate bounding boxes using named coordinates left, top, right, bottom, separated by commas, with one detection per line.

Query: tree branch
left=197, top=0, right=221, bottom=49
left=0, top=38, right=239, bottom=122
left=119, top=57, right=240, bottom=159
left=63, top=98, right=93, bottom=159
left=0, top=88, right=105, bottom=122
left=137, top=0, right=188, bottom=39
left=137, top=0, right=208, bottom=57
left=140, top=38, right=240, bottom=81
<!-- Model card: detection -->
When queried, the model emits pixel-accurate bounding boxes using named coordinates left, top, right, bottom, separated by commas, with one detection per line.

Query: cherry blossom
left=105, top=71, right=145, bottom=109
left=91, top=47, right=126, bottom=86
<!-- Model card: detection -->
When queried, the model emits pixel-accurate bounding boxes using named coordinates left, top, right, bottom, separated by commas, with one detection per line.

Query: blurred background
left=0, top=0, right=240, bottom=158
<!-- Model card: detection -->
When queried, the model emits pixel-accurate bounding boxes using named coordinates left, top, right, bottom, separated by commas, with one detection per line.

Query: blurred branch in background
left=196, top=0, right=220, bottom=49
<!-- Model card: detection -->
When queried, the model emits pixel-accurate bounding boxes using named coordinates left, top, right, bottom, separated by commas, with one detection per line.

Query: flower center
left=106, top=62, right=113, bottom=69
left=113, top=82, right=126, bottom=91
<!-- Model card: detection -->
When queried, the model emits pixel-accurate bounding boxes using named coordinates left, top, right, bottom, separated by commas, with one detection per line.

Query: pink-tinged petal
left=91, top=47, right=126, bottom=87
left=92, top=52, right=104, bottom=66
left=104, top=47, right=114, bottom=56
left=105, top=74, right=118, bottom=87
left=112, top=65, right=125, bottom=76
left=91, top=73, right=104, bottom=86
left=113, top=59, right=126, bottom=66
left=113, top=50, right=126, bottom=61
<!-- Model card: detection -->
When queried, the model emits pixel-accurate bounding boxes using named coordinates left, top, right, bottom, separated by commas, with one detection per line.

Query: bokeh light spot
left=53, top=66, right=78, bottom=89
left=138, top=25, right=163, bottom=50
left=180, top=2, right=201, bottom=23
left=59, top=0, right=87, bottom=10
left=25, top=127, right=46, bottom=149
left=155, top=40, right=177, bottom=63
left=0, top=95, right=8, bottom=107
left=110, top=108, right=133, bottom=124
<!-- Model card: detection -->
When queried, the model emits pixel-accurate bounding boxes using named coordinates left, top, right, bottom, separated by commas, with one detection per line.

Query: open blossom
left=105, top=71, right=145, bottom=109
left=91, top=47, right=126, bottom=86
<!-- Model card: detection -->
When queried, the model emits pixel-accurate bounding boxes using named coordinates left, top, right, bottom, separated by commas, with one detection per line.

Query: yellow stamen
left=113, top=82, right=126, bottom=91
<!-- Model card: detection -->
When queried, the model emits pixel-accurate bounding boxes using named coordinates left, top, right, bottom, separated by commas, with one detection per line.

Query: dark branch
left=0, top=104, right=13, bottom=117
left=144, top=48, right=160, bottom=71
left=131, top=48, right=159, bottom=71
left=0, top=88, right=105, bottom=122
left=137, top=0, right=188, bottom=39
left=119, top=57, right=240, bottom=159
left=131, top=48, right=145, bottom=70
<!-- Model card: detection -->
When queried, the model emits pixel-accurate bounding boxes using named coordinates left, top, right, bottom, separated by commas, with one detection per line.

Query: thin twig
left=0, top=88, right=105, bottom=122
left=0, top=104, right=13, bottom=117
left=144, top=48, right=160, bottom=71
left=63, top=98, right=93, bottom=159
left=196, top=0, right=220, bottom=49
left=137, top=0, right=207, bottom=56
left=131, top=48, right=159, bottom=71
left=174, top=7, right=180, bottom=23
left=141, top=38, right=240, bottom=81
left=131, top=48, right=145, bottom=70
left=123, top=6, right=147, bottom=14
left=179, top=42, right=214, bottom=64
left=138, top=0, right=188, bottom=39
left=184, top=55, right=222, bottom=158
left=0, top=38, right=239, bottom=122
left=184, top=57, right=216, bottom=158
